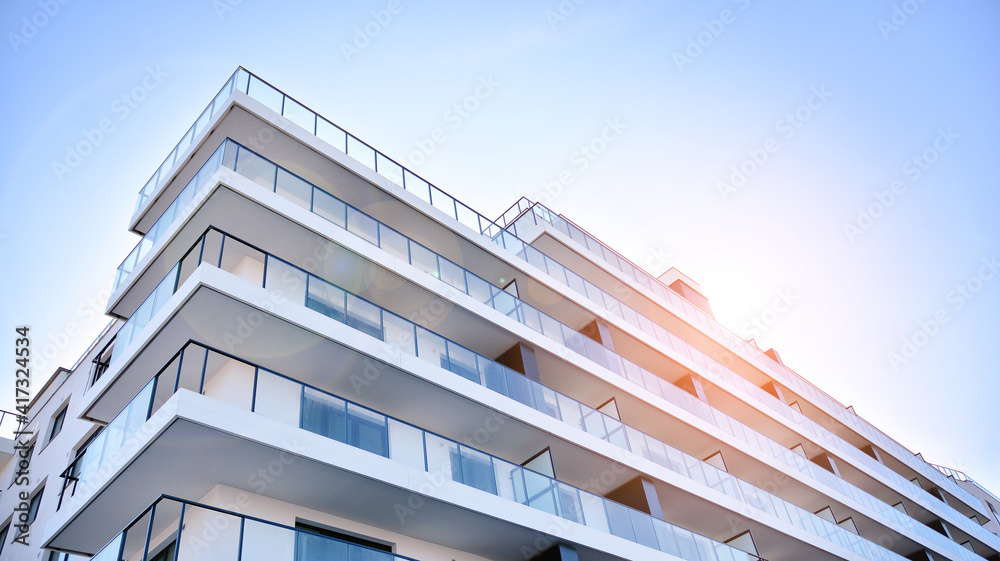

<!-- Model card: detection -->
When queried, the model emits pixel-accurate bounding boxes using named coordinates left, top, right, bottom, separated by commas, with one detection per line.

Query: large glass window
left=295, top=522, right=392, bottom=561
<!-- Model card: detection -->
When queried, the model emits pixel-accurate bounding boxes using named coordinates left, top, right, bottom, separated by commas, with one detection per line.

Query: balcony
left=61, top=339, right=769, bottom=561
left=121, top=65, right=987, bottom=526
left=501, top=198, right=988, bottom=521
left=107, top=65, right=995, bottom=557
left=109, top=136, right=996, bottom=560
left=80, top=225, right=985, bottom=561
left=86, top=495, right=444, bottom=561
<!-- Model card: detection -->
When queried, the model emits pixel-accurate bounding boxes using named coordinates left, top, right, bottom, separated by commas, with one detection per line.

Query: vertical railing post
left=141, top=502, right=157, bottom=561
left=172, top=503, right=186, bottom=561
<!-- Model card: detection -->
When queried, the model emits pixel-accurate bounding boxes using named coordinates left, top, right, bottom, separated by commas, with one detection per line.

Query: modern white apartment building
left=2, top=67, right=999, bottom=561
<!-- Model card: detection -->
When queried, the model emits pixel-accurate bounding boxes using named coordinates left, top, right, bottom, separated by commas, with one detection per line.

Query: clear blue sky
left=1, top=1, right=998, bottom=494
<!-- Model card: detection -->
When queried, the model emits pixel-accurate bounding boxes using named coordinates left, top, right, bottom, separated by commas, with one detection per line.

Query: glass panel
left=90, top=533, right=123, bottom=561
left=347, top=136, right=376, bottom=170
left=493, top=458, right=524, bottom=502
left=653, top=519, right=681, bottom=557
left=254, top=372, right=301, bottom=427
left=459, top=446, right=497, bottom=494
left=376, top=154, right=404, bottom=187
left=124, top=379, right=155, bottom=436
left=465, top=275, right=492, bottom=304
left=522, top=469, right=557, bottom=515
left=403, top=171, right=431, bottom=204
left=101, top=414, right=127, bottom=463
left=265, top=259, right=307, bottom=305
left=306, top=277, right=346, bottom=322
left=556, top=393, right=584, bottom=431
left=415, top=326, right=448, bottom=370
left=409, top=243, right=439, bottom=278
left=178, top=504, right=240, bottom=561
left=313, top=189, right=347, bottom=228
left=674, top=526, right=701, bottom=561
left=378, top=226, right=409, bottom=262
left=430, top=187, right=457, bottom=218
left=579, top=491, right=610, bottom=533
left=382, top=313, right=415, bottom=355
left=317, top=118, right=348, bottom=152
left=350, top=545, right=394, bottom=561
left=480, top=360, right=508, bottom=395
left=247, top=75, right=284, bottom=114
left=446, top=342, right=479, bottom=383
left=387, top=418, right=425, bottom=471
left=345, top=293, right=382, bottom=340
left=532, top=383, right=560, bottom=419
left=347, top=403, right=388, bottom=457
left=438, top=259, right=467, bottom=292
left=503, top=369, right=535, bottom=408
left=556, top=482, right=585, bottom=524
left=605, top=501, right=635, bottom=541
left=297, top=528, right=349, bottom=561
left=490, top=288, right=517, bottom=318
left=347, top=207, right=379, bottom=246
left=282, top=97, right=315, bottom=132
left=629, top=509, right=659, bottom=549
left=241, top=519, right=296, bottom=561
left=301, top=387, right=347, bottom=443
left=234, top=147, right=277, bottom=188
left=275, top=168, right=312, bottom=210
left=582, top=408, right=608, bottom=440
left=424, top=433, right=460, bottom=483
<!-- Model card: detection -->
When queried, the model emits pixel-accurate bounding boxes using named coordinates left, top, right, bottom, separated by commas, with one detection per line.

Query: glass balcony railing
left=932, top=464, right=1000, bottom=517
left=114, top=141, right=228, bottom=292
left=128, top=66, right=980, bottom=519
left=90, top=495, right=421, bottom=561
left=108, top=261, right=180, bottom=366
left=239, top=67, right=980, bottom=521
left=121, top=63, right=989, bottom=551
left=73, top=341, right=766, bottom=561
left=503, top=199, right=996, bottom=542
left=112, top=134, right=989, bottom=560
left=99, top=226, right=965, bottom=561
left=132, top=71, right=239, bottom=214
left=201, top=140, right=982, bottom=561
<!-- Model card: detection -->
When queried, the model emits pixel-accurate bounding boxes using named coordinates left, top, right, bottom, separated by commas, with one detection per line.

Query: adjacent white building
left=2, top=67, right=998, bottom=561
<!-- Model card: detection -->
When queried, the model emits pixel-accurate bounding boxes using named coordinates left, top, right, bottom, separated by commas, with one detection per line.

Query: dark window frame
left=48, top=405, right=68, bottom=443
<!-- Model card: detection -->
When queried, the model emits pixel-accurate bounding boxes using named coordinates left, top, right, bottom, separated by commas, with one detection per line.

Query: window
left=295, top=522, right=391, bottom=561
left=0, top=523, right=9, bottom=556
left=26, top=488, right=44, bottom=525
left=149, top=540, right=176, bottom=561
left=48, top=406, right=68, bottom=443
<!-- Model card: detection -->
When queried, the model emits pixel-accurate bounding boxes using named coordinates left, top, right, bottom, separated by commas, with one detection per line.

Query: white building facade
left=2, top=68, right=999, bottom=561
